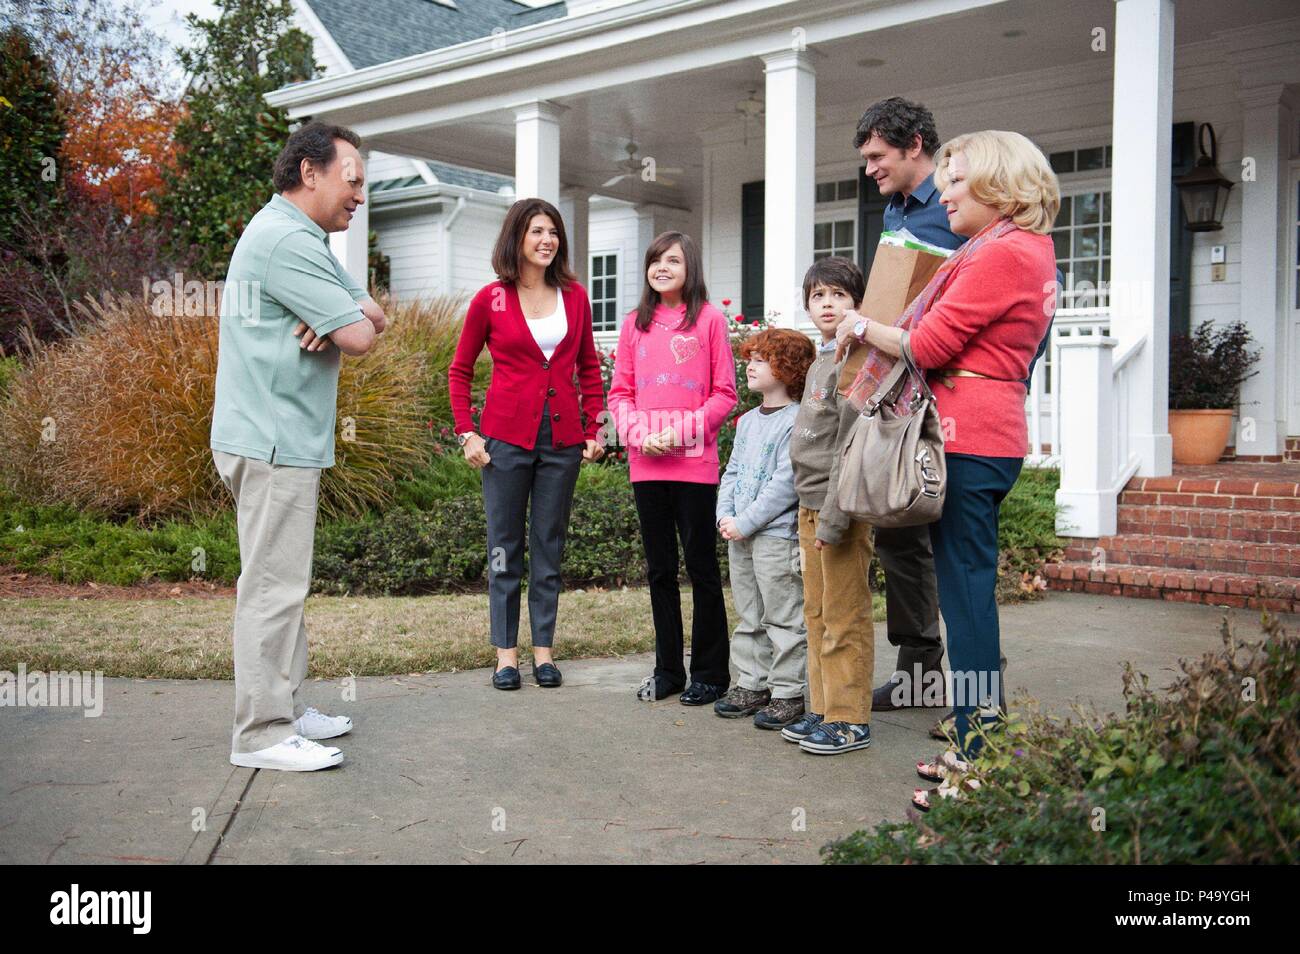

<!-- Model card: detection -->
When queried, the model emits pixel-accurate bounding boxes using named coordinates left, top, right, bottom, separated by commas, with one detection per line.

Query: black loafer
left=680, top=681, right=728, bottom=706
left=492, top=665, right=521, bottom=690
left=533, top=662, right=563, bottom=688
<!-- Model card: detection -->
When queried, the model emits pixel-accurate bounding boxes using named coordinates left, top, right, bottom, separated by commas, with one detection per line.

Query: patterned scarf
left=844, top=216, right=1019, bottom=412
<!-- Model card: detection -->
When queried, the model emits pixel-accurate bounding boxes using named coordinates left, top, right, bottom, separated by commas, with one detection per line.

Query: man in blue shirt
left=851, top=99, right=1054, bottom=732
left=850, top=97, right=952, bottom=717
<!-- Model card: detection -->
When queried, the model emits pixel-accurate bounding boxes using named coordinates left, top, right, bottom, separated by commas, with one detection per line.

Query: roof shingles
left=304, top=0, right=568, bottom=70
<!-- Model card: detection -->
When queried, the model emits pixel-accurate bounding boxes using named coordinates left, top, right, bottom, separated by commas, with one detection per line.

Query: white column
left=633, top=203, right=660, bottom=290
left=761, top=49, right=815, bottom=328
left=1236, top=84, right=1293, bottom=458
left=329, top=148, right=370, bottom=288
left=514, top=100, right=564, bottom=206
left=1108, top=0, right=1174, bottom=476
left=1056, top=337, right=1119, bottom=538
left=559, top=190, right=590, bottom=285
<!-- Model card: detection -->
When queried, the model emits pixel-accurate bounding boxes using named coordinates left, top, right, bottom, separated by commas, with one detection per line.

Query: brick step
left=1041, top=562, right=1299, bottom=613
left=1060, top=540, right=1299, bottom=578
left=1119, top=483, right=1300, bottom=511
left=1116, top=505, right=1300, bottom=544
left=1287, top=438, right=1300, bottom=463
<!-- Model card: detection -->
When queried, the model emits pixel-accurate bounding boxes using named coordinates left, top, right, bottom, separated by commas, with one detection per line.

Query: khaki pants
left=798, top=506, right=875, bottom=724
left=727, top=534, right=806, bottom=699
left=213, top=451, right=321, bottom=754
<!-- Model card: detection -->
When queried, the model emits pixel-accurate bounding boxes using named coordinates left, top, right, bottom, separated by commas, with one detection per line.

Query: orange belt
left=934, top=368, right=999, bottom=389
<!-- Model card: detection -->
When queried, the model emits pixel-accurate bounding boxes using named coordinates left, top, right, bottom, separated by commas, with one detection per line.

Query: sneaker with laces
left=230, top=734, right=343, bottom=771
left=798, top=721, right=871, bottom=755
left=754, top=696, right=804, bottom=730
left=293, top=707, right=353, bottom=740
left=713, top=686, right=770, bottom=718
left=780, top=711, right=824, bottom=743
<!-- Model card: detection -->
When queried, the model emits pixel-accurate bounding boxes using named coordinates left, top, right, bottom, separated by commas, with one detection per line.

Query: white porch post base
left=1055, top=489, right=1118, bottom=542
left=1056, top=336, right=1118, bottom=539
left=1131, top=431, right=1173, bottom=478
left=1235, top=418, right=1287, bottom=457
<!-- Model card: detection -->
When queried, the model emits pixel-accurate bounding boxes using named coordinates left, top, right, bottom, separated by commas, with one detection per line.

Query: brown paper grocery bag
left=837, top=243, right=947, bottom=395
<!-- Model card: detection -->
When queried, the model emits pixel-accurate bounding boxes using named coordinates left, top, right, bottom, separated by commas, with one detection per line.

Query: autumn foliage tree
left=0, top=1, right=188, bottom=349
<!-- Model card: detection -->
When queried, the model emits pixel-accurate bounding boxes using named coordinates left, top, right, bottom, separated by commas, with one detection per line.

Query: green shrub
left=1, top=463, right=1062, bottom=597
left=0, top=492, right=239, bottom=585
left=823, top=614, right=1299, bottom=864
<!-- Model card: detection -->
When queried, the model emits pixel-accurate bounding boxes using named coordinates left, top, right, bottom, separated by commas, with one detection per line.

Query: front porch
left=266, top=0, right=1300, bottom=576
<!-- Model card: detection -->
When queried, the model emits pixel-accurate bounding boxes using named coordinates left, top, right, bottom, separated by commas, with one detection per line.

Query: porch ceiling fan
left=601, top=141, right=684, bottom=189
left=701, top=88, right=765, bottom=144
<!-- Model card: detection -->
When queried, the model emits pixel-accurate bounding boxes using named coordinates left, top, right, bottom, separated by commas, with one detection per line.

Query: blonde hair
left=934, top=130, right=1060, bottom=234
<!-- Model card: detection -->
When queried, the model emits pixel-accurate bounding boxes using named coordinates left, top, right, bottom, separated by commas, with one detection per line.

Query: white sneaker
left=293, top=707, right=353, bottom=740
left=230, top=734, right=343, bottom=771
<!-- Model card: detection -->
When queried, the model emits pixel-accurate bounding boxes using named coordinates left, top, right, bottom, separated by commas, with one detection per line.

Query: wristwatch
left=852, top=318, right=868, bottom=341
left=456, top=431, right=476, bottom=446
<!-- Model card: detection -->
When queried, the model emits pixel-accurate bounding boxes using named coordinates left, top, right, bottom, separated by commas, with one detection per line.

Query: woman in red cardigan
left=448, top=198, right=605, bottom=691
left=836, top=130, right=1059, bottom=810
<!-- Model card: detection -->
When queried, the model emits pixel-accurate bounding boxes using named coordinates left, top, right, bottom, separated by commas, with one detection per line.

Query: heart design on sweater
left=670, top=334, right=700, bottom=364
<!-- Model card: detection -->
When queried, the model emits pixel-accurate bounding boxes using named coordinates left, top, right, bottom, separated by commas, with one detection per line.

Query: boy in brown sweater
left=785, top=257, right=875, bottom=754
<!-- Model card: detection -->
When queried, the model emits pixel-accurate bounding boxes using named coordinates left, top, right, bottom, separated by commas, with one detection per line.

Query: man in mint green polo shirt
left=211, top=121, right=385, bottom=772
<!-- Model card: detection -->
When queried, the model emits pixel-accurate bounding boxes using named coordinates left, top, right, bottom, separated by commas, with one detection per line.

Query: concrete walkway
left=0, top=592, right=1287, bottom=865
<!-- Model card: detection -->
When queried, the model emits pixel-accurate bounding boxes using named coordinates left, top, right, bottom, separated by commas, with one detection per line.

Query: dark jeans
left=929, top=453, right=1023, bottom=758
left=874, top=523, right=944, bottom=676
left=481, top=406, right=582, bottom=649
left=632, top=480, right=731, bottom=688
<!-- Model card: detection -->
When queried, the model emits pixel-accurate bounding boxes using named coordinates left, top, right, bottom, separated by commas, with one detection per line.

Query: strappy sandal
left=911, top=776, right=981, bottom=813
left=916, top=749, right=970, bottom=783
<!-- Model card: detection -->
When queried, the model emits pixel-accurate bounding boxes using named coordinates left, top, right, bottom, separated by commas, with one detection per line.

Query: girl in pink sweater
left=607, top=231, right=737, bottom=704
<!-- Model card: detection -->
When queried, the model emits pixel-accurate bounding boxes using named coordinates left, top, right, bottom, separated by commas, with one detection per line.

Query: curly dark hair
left=852, top=96, right=939, bottom=156
left=739, top=328, right=817, bottom=401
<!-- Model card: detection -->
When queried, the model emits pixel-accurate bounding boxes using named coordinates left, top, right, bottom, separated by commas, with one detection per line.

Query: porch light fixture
left=1174, top=122, right=1234, bottom=232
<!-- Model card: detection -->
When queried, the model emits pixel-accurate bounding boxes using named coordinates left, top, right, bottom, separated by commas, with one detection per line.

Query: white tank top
left=526, top=288, right=566, bottom=359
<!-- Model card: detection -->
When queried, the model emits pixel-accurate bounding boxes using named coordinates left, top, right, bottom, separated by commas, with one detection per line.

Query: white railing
left=1053, top=321, right=1147, bottom=539
left=1024, top=308, right=1111, bottom=468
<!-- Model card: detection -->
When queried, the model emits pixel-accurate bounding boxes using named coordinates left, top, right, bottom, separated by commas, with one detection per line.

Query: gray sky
left=134, top=0, right=220, bottom=80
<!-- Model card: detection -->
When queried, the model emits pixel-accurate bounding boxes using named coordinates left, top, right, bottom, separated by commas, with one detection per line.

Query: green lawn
left=0, top=586, right=887, bottom=679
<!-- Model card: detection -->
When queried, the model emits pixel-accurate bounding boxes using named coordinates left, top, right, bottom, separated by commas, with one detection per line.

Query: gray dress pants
left=481, top=405, right=583, bottom=649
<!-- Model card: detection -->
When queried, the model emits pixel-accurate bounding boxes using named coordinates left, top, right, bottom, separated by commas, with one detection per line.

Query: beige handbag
left=835, top=334, right=946, bottom=528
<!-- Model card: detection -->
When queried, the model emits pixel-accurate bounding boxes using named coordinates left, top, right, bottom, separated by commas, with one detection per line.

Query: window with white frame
left=1052, top=190, right=1111, bottom=308
left=589, top=251, right=619, bottom=331
left=1048, top=144, right=1112, bottom=310
left=814, top=176, right=857, bottom=262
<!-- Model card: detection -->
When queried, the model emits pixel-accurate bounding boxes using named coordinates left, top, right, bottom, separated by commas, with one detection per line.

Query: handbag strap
left=863, top=332, right=935, bottom=414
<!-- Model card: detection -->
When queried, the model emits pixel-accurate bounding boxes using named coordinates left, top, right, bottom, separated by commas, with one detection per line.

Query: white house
left=290, top=0, right=658, bottom=332
left=270, top=0, right=1300, bottom=557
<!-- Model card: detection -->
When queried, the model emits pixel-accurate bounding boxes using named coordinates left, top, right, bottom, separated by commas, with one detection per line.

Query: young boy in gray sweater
left=715, top=328, right=817, bottom=729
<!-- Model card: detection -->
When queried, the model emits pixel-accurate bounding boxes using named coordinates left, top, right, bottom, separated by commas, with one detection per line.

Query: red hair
left=739, top=329, right=816, bottom=401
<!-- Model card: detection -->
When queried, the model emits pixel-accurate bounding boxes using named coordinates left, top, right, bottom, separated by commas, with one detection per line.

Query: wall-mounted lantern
left=1174, top=123, right=1234, bottom=232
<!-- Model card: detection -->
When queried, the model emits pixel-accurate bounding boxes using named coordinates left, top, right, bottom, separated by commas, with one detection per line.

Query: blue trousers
left=481, top=406, right=582, bottom=649
left=929, top=453, right=1022, bottom=758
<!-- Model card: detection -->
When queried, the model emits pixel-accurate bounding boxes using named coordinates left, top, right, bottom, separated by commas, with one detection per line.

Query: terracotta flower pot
left=1169, top=409, right=1234, bottom=465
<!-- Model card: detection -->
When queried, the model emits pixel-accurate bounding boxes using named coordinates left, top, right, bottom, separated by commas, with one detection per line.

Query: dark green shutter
left=1169, top=121, right=1195, bottom=337
left=741, top=180, right=765, bottom=321
left=857, top=166, right=889, bottom=276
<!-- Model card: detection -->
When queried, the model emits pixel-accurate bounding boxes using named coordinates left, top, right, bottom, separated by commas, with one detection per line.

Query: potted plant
left=1167, top=319, right=1260, bottom=465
